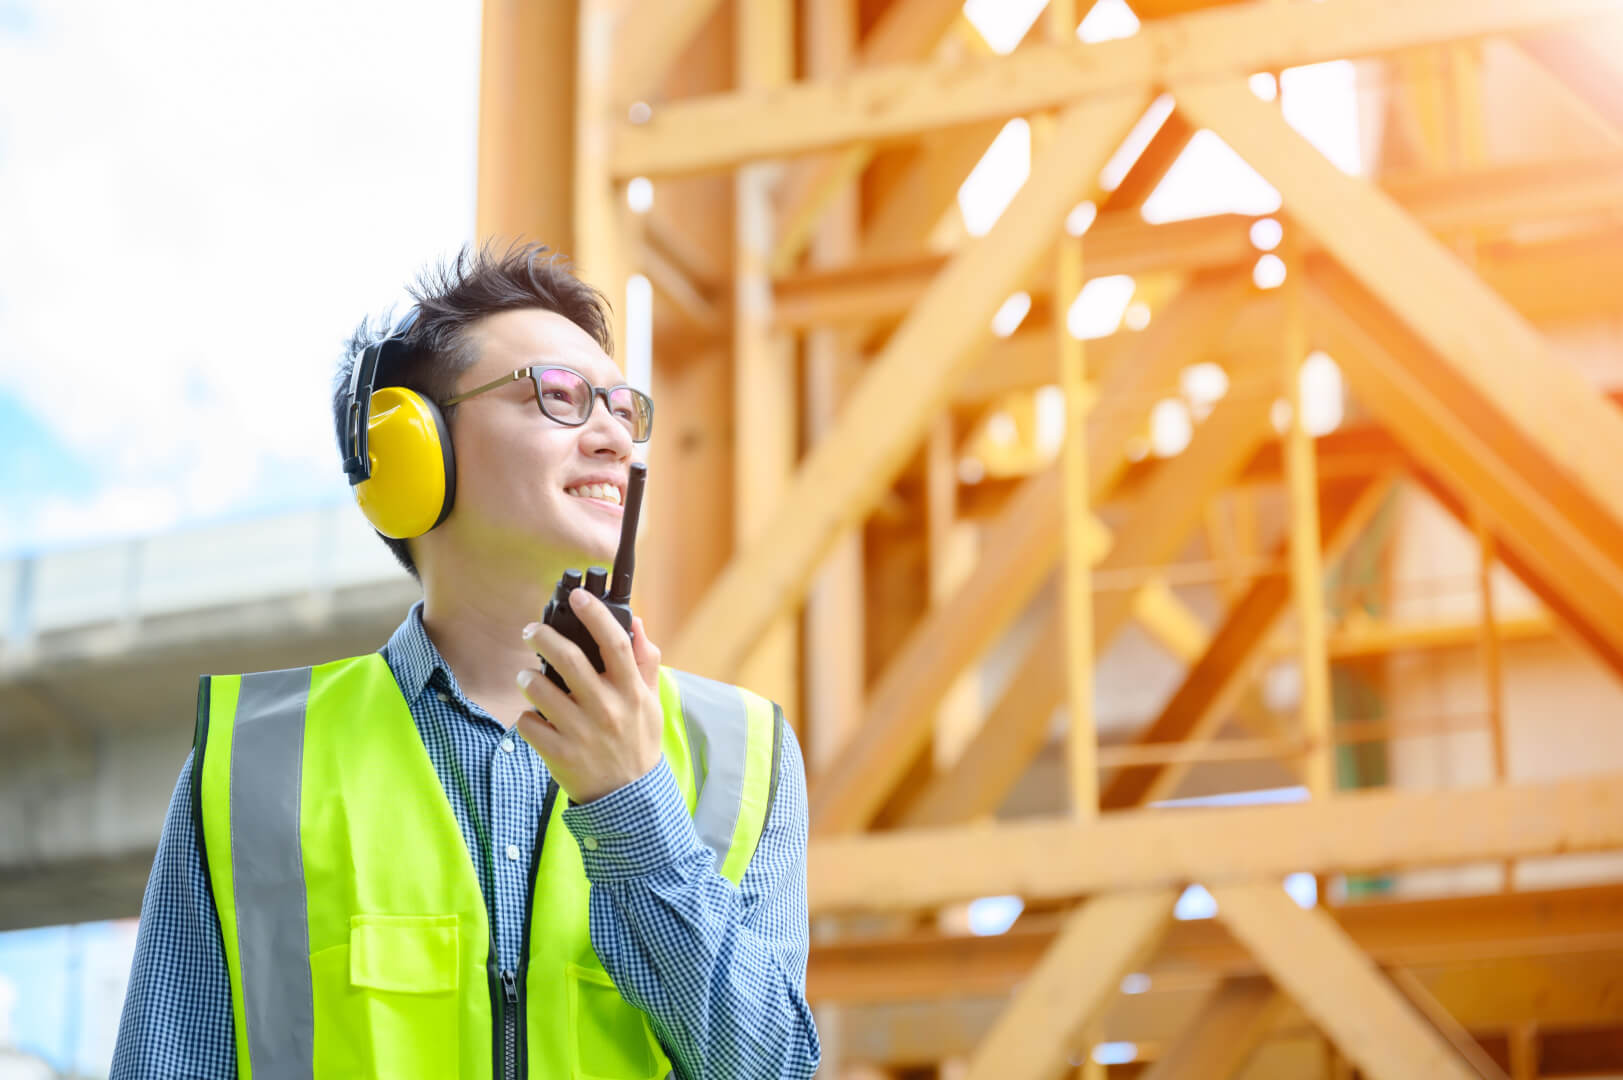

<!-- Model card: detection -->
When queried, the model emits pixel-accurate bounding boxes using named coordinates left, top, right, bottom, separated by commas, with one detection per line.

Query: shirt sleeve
left=561, top=724, right=820, bottom=1080
left=110, top=752, right=239, bottom=1080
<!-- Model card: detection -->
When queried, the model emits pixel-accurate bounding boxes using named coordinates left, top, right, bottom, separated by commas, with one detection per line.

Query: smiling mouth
left=564, top=483, right=623, bottom=507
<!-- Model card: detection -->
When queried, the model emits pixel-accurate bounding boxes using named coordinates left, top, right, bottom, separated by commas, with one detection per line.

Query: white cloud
left=0, top=0, right=480, bottom=550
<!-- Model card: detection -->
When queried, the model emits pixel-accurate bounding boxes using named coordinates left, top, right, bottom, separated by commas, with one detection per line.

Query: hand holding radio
left=516, top=463, right=664, bottom=803
left=536, top=461, right=646, bottom=694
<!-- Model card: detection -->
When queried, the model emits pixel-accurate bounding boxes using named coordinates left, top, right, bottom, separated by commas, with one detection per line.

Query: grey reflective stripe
left=669, top=670, right=749, bottom=869
left=230, top=667, right=316, bottom=1080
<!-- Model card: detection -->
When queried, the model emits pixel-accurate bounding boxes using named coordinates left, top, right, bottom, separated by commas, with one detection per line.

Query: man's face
left=437, top=307, right=639, bottom=575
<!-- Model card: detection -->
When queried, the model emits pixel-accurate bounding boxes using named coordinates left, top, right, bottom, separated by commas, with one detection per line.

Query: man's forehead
left=472, top=308, right=619, bottom=382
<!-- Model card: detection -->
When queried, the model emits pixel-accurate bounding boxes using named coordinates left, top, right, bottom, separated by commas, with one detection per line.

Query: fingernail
left=516, top=670, right=534, bottom=690
left=569, top=588, right=589, bottom=608
left=522, top=622, right=540, bottom=640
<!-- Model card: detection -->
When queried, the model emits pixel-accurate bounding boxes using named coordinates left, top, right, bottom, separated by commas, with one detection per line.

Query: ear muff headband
left=341, top=311, right=457, bottom=540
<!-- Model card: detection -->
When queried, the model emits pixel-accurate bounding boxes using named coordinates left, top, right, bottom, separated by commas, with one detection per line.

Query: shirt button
left=505, top=844, right=521, bottom=862
left=582, top=837, right=599, bottom=851
left=499, top=738, right=515, bottom=754
left=435, top=691, right=450, bottom=703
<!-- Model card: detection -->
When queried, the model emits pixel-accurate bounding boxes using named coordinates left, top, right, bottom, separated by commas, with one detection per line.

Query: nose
left=578, top=390, right=632, bottom=458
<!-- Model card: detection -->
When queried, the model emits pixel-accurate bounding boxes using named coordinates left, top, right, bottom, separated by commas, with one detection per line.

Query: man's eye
left=543, top=389, right=574, bottom=403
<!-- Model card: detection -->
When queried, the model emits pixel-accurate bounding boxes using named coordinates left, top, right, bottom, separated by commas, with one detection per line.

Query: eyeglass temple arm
left=440, top=370, right=528, bottom=407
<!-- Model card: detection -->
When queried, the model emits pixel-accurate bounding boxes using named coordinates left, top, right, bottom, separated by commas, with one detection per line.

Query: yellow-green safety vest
left=190, top=653, right=783, bottom=1079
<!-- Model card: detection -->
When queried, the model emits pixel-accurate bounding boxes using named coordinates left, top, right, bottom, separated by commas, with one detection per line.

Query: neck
left=419, top=552, right=577, bottom=728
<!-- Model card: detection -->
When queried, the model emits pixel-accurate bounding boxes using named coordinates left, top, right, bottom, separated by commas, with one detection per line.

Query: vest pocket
left=565, top=962, right=667, bottom=1079
left=314, top=913, right=461, bottom=1079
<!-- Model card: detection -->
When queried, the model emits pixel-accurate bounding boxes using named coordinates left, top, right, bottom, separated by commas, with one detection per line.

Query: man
left=111, top=243, right=821, bottom=1079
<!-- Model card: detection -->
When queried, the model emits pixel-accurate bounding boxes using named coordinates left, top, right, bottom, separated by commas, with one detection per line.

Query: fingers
left=631, top=616, right=662, bottom=691
left=516, top=661, right=581, bottom=730
left=523, top=619, right=598, bottom=702
left=515, top=708, right=563, bottom=755
left=567, top=589, right=639, bottom=687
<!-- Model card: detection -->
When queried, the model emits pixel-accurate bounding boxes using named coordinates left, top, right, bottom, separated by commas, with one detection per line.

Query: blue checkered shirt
left=110, top=600, right=819, bottom=1078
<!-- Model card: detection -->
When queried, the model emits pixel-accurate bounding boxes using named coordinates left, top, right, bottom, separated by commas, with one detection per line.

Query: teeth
left=567, top=483, right=622, bottom=505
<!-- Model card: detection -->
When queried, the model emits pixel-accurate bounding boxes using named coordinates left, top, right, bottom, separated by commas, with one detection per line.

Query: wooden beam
left=612, top=0, right=724, bottom=106
left=1307, top=269, right=1623, bottom=679
left=1132, top=578, right=1211, bottom=665
left=962, top=890, right=1178, bottom=1080
left=1510, top=38, right=1623, bottom=148
left=1388, top=967, right=1511, bottom=1080
left=925, top=417, right=983, bottom=769
left=896, top=277, right=1257, bottom=830
left=767, top=0, right=966, bottom=272
left=612, top=0, right=1621, bottom=176
left=1210, top=882, right=1479, bottom=1080
left=1177, top=77, right=1623, bottom=552
left=1102, top=110, right=1195, bottom=212
left=1411, top=466, right=1623, bottom=679
left=775, top=154, right=1623, bottom=331
left=808, top=882, right=1623, bottom=1004
left=809, top=772, right=1623, bottom=913
left=1139, top=977, right=1285, bottom=1080
left=831, top=953, right=1623, bottom=1065
left=670, top=93, right=1150, bottom=680
left=642, top=232, right=722, bottom=333
left=858, top=121, right=1005, bottom=262
left=1100, top=475, right=1391, bottom=811
left=900, top=364, right=1274, bottom=828
left=807, top=466, right=1109, bottom=834
left=1520, top=22, right=1623, bottom=137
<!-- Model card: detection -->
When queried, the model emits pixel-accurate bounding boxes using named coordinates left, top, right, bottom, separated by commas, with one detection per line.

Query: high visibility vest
left=190, top=653, right=783, bottom=1079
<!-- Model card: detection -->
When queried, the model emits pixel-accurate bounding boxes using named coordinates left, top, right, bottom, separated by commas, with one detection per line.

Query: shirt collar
left=383, top=599, right=470, bottom=707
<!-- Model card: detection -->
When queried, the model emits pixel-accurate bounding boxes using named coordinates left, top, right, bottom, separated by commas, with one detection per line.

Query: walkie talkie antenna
left=608, top=462, right=647, bottom=604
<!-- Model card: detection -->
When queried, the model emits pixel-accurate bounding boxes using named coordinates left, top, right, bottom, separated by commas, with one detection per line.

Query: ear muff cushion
left=353, top=386, right=457, bottom=539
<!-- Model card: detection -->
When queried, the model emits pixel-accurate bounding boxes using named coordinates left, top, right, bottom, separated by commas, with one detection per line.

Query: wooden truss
left=478, top=0, right=1623, bottom=1075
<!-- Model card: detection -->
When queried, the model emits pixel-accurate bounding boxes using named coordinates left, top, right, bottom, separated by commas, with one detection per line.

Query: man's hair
left=332, top=240, right=614, bottom=580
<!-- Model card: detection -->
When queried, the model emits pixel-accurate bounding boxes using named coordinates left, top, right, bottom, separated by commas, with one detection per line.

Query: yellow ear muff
left=353, top=386, right=457, bottom=540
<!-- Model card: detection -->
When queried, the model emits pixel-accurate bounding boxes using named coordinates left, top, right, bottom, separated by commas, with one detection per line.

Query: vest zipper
left=500, top=969, right=521, bottom=1080
left=510, top=779, right=560, bottom=1079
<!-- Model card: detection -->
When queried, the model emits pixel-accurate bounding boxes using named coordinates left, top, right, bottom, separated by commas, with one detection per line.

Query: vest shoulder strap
left=661, top=668, right=784, bottom=885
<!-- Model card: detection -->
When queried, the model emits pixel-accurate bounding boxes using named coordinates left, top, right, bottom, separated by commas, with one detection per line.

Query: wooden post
left=477, top=0, right=577, bottom=250
left=801, top=0, right=866, bottom=772
left=1045, top=0, right=1099, bottom=820
left=732, top=0, right=799, bottom=709
left=928, top=419, right=982, bottom=768
left=1280, top=226, right=1335, bottom=799
left=573, top=0, right=632, bottom=356
left=1508, top=1022, right=1539, bottom=1080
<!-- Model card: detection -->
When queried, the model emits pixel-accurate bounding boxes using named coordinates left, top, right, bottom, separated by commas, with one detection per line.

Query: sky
left=0, top=0, right=1363, bottom=1070
left=0, top=0, right=1363, bottom=561
left=0, top=0, right=481, bottom=559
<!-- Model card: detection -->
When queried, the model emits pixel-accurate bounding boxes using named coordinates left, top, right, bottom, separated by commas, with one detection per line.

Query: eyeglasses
left=441, top=366, right=655, bottom=443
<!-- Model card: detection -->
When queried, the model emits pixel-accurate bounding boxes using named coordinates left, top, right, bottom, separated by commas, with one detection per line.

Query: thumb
left=631, top=616, right=661, bottom=691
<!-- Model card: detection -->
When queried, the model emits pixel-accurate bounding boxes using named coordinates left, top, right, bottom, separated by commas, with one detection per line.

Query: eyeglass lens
left=534, top=368, right=653, bottom=441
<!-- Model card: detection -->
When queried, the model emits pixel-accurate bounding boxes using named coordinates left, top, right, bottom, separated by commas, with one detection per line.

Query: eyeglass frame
left=439, top=365, right=655, bottom=443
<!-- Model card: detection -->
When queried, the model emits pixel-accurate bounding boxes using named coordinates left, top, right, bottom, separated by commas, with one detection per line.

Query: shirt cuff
left=561, top=756, right=706, bottom=882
